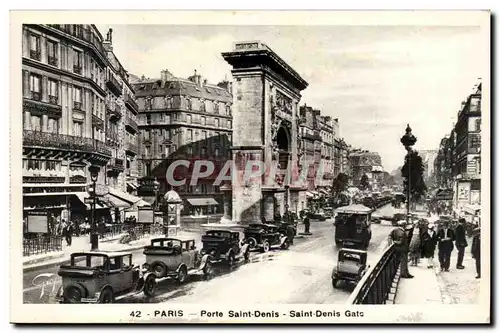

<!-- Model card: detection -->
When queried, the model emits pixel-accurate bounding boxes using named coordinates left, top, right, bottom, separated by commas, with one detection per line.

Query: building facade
left=349, top=149, right=383, bottom=187
left=417, top=149, right=438, bottom=185
left=133, top=70, right=233, bottom=216
left=452, top=83, right=482, bottom=212
left=433, top=135, right=455, bottom=189
left=22, top=24, right=141, bottom=235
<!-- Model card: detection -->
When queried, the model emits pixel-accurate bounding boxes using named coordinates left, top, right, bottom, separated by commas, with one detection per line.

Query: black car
left=201, top=230, right=250, bottom=266
left=242, top=223, right=290, bottom=252
left=308, top=212, right=327, bottom=221
left=331, top=248, right=369, bottom=289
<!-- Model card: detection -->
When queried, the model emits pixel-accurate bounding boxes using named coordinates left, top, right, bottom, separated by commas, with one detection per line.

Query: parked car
left=201, top=230, right=250, bottom=266
left=391, top=212, right=407, bottom=226
left=242, top=223, right=290, bottom=252
left=331, top=248, right=369, bottom=288
left=142, top=238, right=214, bottom=283
left=55, top=251, right=156, bottom=303
left=309, top=212, right=327, bottom=221
left=371, top=212, right=382, bottom=224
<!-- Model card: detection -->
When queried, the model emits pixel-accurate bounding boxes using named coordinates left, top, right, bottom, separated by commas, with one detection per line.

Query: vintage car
left=334, top=204, right=372, bottom=249
left=391, top=212, right=407, bottom=226
left=331, top=248, right=370, bottom=288
left=242, top=223, right=290, bottom=252
left=309, top=212, right=327, bottom=221
left=55, top=251, right=156, bottom=304
left=200, top=230, right=250, bottom=266
left=276, top=221, right=297, bottom=237
left=142, top=238, right=213, bottom=283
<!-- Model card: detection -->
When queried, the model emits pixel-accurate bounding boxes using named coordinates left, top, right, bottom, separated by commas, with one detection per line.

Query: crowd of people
left=389, top=217, right=481, bottom=279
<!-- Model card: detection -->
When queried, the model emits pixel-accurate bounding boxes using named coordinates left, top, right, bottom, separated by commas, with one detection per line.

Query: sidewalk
left=23, top=230, right=201, bottom=271
left=395, top=240, right=480, bottom=304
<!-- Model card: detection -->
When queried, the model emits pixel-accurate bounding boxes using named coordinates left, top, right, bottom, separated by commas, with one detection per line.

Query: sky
left=97, top=24, right=483, bottom=172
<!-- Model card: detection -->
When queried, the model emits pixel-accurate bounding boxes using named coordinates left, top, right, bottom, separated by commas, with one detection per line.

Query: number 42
left=130, top=311, right=141, bottom=317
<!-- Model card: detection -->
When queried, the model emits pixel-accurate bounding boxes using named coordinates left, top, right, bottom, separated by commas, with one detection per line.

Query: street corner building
left=21, top=25, right=145, bottom=246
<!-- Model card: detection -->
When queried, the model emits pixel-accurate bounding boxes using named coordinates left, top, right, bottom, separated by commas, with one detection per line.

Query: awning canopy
left=463, top=204, right=481, bottom=215
left=187, top=198, right=219, bottom=206
left=335, top=204, right=372, bottom=214
left=105, top=195, right=130, bottom=208
left=127, top=182, right=138, bottom=190
left=141, top=196, right=157, bottom=205
left=108, top=187, right=144, bottom=205
left=136, top=199, right=152, bottom=207
left=74, top=193, right=108, bottom=210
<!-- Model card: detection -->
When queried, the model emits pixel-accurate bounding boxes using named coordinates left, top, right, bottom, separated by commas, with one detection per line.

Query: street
left=23, top=205, right=394, bottom=304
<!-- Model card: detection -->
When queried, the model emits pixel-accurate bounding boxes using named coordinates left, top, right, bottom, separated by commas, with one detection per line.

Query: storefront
left=185, top=197, right=219, bottom=216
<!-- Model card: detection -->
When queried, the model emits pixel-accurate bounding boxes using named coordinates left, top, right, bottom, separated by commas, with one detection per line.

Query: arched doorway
left=276, top=125, right=291, bottom=170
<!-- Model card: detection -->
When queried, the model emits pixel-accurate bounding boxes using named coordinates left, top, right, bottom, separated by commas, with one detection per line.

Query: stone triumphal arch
left=221, top=41, right=309, bottom=224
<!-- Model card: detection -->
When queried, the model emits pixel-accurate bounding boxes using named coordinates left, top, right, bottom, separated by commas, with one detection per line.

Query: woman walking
left=421, top=223, right=438, bottom=268
left=409, top=225, right=422, bottom=266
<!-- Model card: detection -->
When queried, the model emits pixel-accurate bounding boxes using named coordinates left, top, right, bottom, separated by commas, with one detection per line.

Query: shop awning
left=136, top=199, right=152, bottom=207
left=105, top=195, right=130, bottom=208
left=463, top=204, right=481, bottom=215
left=141, top=196, right=157, bottom=205
left=73, top=193, right=108, bottom=210
left=187, top=198, right=219, bottom=206
left=108, top=187, right=143, bottom=205
left=127, top=182, right=138, bottom=190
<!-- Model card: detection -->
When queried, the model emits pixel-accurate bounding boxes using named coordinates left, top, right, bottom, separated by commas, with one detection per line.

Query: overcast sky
left=97, top=24, right=483, bottom=172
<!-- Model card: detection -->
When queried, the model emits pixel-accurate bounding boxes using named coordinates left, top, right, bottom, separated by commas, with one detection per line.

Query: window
left=187, top=129, right=193, bottom=142
left=227, top=120, right=232, bottom=128
left=187, top=146, right=193, bottom=156
left=214, top=148, right=220, bottom=157
left=165, top=114, right=171, bottom=124
left=226, top=105, right=231, bottom=115
left=145, top=163, right=151, bottom=176
left=46, top=160, right=58, bottom=171
left=144, top=146, right=150, bottom=157
left=29, top=34, right=41, bottom=60
left=47, top=118, right=59, bottom=134
left=215, top=132, right=220, bottom=143
left=214, top=102, right=219, bottom=113
left=186, top=98, right=192, bottom=110
left=164, top=146, right=170, bottom=157
left=201, top=147, right=207, bottom=157
left=146, top=114, right=151, bottom=124
left=228, top=134, right=232, bottom=142
left=30, top=115, right=41, bottom=131
left=29, top=74, right=41, bottom=100
left=73, top=121, right=82, bottom=136
left=73, top=50, right=83, bottom=74
left=165, top=98, right=172, bottom=109
left=475, top=118, right=481, bottom=132
left=186, top=114, right=192, bottom=124
left=73, top=86, right=82, bottom=109
left=200, top=100, right=206, bottom=112
left=215, top=118, right=219, bottom=127
left=47, top=40, right=58, bottom=66
left=201, top=116, right=206, bottom=125
left=202, top=130, right=207, bottom=140
left=144, top=129, right=150, bottom=140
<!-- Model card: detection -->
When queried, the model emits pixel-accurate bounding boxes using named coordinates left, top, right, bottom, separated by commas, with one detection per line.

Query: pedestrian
left=421, top=223, right=437, bottom=268
left=437, top=221, right=455, bottom=272
left=66, top=221, right=74, bottom=246
left=60, top=219, right=69, bottom=246
left=408, top=225, right=421, bottom=266
left=454, top=218, right=468, bottom=269
left=286, top=223, right=295, bottom=245
left=388, top=221, right=413, bottom=279
left=471, top=227, right=481, bottom=279
left=303, top=214, right=311, bottom=234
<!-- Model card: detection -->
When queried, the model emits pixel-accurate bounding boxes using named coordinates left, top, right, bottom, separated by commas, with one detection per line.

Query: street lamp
left=88, top=164, right=100, bottom=251
left=152, top=178, right=160, bottom=225
left=400, top=124, right=417, bottom=225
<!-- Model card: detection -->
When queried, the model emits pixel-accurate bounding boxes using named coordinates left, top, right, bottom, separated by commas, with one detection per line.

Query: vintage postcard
left=10, top=10, right=490, bottom=324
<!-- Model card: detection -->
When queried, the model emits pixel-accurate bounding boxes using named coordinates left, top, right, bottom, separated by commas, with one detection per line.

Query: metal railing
left=23, top=130, right=112, bottom=157
left=23, top=235, right=63, bottom=257
left=347, top=243, right=400, bottom=304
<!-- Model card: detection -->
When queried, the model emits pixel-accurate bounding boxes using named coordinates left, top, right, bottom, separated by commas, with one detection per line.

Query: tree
left=401, top=150, right=427, bottom=204
left=360, top=174, right=370, bottom=190
left=331, top=172, right=349, bottom=196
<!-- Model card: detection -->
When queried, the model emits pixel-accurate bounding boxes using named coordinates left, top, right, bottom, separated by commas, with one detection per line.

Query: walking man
left=454, top=218, right=468, bottom=269
left=437, top=221, right=455, bottom=271
left=389, top=221, right=413, bottom=279
left=471, top=227, right=481, bottom=278
left=303, top=214, right=311, bottom=234
left=66, top=221, right=74, bottom=246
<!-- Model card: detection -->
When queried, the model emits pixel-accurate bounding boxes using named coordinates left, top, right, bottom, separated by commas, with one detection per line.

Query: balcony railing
left=107, top=103, right=122, bottom=120
left=124, top=92, right=139, bottom=113
left=109, top=158, right=125, bottom=171
left=29, top=50, right=41, bottom=61
left=69, top=175, right=87, bottom=184
left=23, top=130, right=112, bottom=157
left=92, top=114, right=104, bottom=130
left=125, top=142, right=138, bottom=154
left=106, top=73, right=123, bottom=96
left=23, top=176, right=65, bottom=183
left=125, top=115, right=138, bottom=133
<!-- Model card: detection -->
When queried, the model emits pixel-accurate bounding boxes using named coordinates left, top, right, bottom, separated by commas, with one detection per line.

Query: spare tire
left=151, top=262, right=168, bottom=278
left=64, top=283, right=86, bottom=303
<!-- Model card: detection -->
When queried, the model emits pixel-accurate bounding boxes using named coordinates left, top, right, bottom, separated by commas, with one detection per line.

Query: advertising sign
left=138, top=207, right=154, bottom=223
left=458, top=182, right=471, bottom=201
left=27, top=212, right=48, bottom=233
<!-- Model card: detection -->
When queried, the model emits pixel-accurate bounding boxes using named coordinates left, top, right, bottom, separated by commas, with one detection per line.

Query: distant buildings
left=348, top=149, right=383, bottom=188
left=417, top=149, right=438, bottom=184
left=132, top=70, right=233, bottom=216
left=432, top=82, right=482, bottom=219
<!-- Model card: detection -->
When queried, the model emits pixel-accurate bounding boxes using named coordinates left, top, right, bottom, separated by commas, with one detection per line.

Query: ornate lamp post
left=88, top=165, right=101, bottom=251
left=400, top=124, right=417, bottom=225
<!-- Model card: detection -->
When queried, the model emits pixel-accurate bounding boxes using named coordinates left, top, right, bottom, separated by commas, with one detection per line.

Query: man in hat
left=471, top=227, right=481, bottom=279
left=454, top=218, right=468, bottom=269
left=437, top=220, right=455, bottom=271
left=389, top=220, right=413, bottom=278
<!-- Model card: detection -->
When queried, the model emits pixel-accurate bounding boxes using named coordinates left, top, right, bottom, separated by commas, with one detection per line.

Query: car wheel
left=98, top=288, right=114, bottom=304
left=332, top=279, right=339, bottom=289
left=177, top=266, right=188, bottom=284
left=143, top=275, right=157, bottom=297
left=247, top=237, right=257, bottom=248
left=262, top=241, right=270, bottom=253
left=280, top=239, right=290, bottom=250
left=204, top=262, right=214, bottom=280
left=227, top=253, right=236, bottom=268
left=152, top=262, right=167, bottom=278
left=64, top=284, right=86, bottom=304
